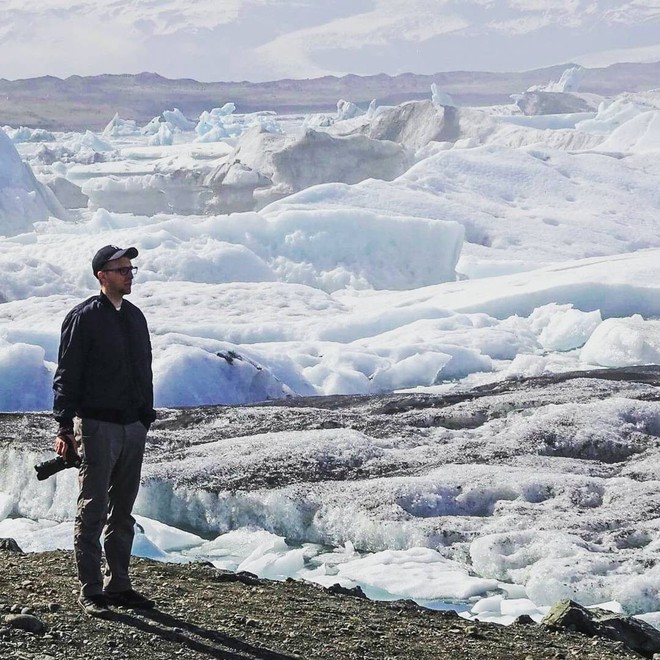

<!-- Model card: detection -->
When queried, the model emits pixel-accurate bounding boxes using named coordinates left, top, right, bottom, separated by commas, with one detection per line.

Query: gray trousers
left=74, top=418, right=147, bottom=597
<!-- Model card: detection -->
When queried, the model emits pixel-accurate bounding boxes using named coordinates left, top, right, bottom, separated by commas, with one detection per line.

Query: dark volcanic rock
left=543, top=599, right=600, bottom=635
left=543, top=599, right=660, bottom=658
left=0, top=538, right=23, bottom=553
left=4, top=613, right=46, bottom=634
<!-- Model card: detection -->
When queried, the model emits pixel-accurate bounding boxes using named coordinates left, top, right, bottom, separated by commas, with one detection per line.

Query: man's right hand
left=54, top=433, right=75, bottom=458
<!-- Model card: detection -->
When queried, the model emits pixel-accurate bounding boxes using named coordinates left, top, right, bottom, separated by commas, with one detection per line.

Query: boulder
left=4, top=613, right=46, bottom=634
left=596, top=611, right=660, bottom=658
left=542, top=599, right=660, bottom=658
left=0, top=537, right=23, bottom=552
left=542, top=599, right=598, bottom=636
left=326, top=583, right=367, bottom=599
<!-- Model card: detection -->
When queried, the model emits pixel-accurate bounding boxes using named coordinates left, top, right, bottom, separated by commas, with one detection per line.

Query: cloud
left=0, top=0, right=658, bottom=81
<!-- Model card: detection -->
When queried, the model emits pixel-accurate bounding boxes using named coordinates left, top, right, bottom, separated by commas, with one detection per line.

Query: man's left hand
left=54, top=433, right=75, bottom=458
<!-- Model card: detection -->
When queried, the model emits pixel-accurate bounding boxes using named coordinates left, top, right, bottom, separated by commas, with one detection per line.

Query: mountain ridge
left=2, top=61, right=659, bottom=131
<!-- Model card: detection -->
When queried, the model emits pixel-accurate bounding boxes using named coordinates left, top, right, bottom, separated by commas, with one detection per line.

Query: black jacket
left=53, top=293, right=156, bottom=429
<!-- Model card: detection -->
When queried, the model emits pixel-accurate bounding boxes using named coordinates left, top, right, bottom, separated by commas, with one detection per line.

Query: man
left=53, top=245, right=157, bottom=618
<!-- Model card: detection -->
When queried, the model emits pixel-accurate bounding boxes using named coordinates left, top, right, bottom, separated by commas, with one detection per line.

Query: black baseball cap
left=92, top=245, right=139, bottom=278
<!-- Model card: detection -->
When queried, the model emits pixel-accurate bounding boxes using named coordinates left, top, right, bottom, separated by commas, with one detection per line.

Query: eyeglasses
left=102, top=266, right=138, bottom=276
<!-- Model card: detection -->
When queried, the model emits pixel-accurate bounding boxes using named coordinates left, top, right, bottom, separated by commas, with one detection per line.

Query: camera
left=34, top=453, right=81, bottom=481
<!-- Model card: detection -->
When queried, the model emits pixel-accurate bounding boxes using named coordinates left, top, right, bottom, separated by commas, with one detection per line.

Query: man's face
left=98, top=256, right=134, bottom=297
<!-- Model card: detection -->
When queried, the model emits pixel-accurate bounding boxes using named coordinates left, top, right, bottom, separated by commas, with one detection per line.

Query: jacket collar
left=99, top=291, right=125, bottom=310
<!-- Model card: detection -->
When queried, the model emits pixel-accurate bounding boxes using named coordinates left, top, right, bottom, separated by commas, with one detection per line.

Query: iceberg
left=0, top=128, right=68, bottom=237
left=148, top=122, right=174, bottom=146
left=162, top=108, right=196, bottom=131
left=102, top=113, right=139, bottom=137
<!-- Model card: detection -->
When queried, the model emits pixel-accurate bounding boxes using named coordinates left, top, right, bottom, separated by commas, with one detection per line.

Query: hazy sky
left=1, top=0, right=659, bottom=81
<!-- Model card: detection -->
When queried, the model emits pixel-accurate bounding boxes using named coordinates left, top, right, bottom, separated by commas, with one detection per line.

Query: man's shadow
left=107, top=607, right=298, bottom=660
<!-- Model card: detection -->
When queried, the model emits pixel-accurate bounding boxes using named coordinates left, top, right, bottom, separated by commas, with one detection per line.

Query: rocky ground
left=0, top=547, right=643, bottom=660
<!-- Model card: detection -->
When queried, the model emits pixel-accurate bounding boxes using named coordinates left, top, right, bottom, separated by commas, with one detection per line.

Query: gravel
left=0, top=549, right=641, bottom=660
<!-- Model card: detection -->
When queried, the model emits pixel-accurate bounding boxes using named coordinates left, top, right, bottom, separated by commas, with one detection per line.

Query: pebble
left=4, top=613, right=47, bottom=634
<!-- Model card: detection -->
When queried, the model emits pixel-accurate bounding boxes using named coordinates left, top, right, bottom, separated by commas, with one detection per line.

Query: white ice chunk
left=153, top=343, right=292, bottom=407
left=70, top=131, right=114, bottom=153
left=0, top=492, right=14, bottom=521
left=538, top=307, right=602, bottom=351
left=471, top=594, right=503, bottom=614
left=131, top=525, right=171, bottom=560
left=0, top=128, right=68, bottom=236
left=102, top=113, right=139, bottom=137
left=5, top=126, right=56, bottom=143
left=189, top=528, right=286, bottom=562
left=613, top=571, right=660, bottom=614
left=134, top=515, right=205, bottom=551
left=581, top=316, right=660, bottom=367
left=528, top=66, right=584, bottom=93
left=431, top=83, right=456, bottom=107
left=576, top=99, right=643, bottom=135
left=162, top=108, right=196, bottom=131
left=0, top=340, right=54, bottom=411
left=635, top=611, right=660, bottom=631
left=336, top=99, right=364, bottom=121
left=194, top=104, right=282, bottom=143
left=142, top=116, right=163, bottom=135
left=502, top=354, right=548, bottom=379
left=500, top=598, right=539, bottom=617
left=337, top=547, right=498, bottom=600
left=587, top=601, right=624, bottom=614
left=0, top=518, right=71, bottom=552
left=598, top=110, right=660, bottom=153
left=148, top=122, right=174, bottom=146
left=238, top=547, right=306, bottom=579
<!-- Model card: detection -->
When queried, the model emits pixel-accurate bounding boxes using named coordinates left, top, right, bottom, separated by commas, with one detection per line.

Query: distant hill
left=1, top=62, right=659, bottom=132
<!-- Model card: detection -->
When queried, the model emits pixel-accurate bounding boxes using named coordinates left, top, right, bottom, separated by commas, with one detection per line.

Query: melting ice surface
left=1, top=83, right=660, bottom=627
left=0, top=508, right=644, bottom=626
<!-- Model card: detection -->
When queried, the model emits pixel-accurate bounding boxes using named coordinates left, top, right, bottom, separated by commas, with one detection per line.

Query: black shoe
left=78, top=594, right=111, bottom=618
left=103, top=588, right=155, bottom=609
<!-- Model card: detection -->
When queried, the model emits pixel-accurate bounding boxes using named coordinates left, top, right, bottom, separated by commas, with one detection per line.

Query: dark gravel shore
left=0, top=548, right=641, bottom=660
